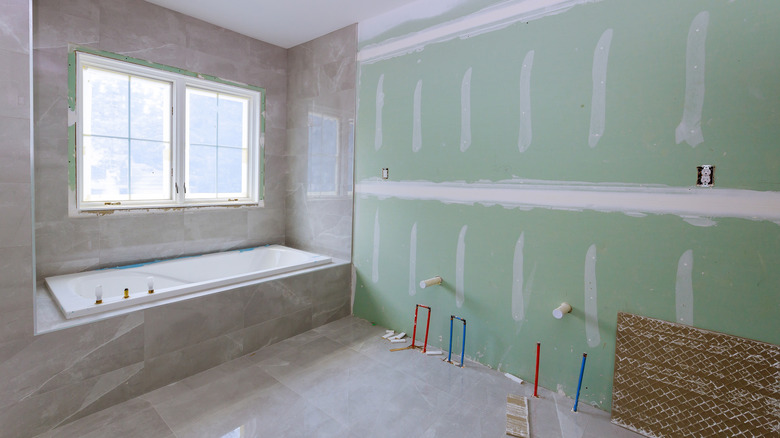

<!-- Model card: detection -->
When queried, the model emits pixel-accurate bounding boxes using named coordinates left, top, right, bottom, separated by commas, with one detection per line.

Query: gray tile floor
left=36, top=316, right=642, bottom=437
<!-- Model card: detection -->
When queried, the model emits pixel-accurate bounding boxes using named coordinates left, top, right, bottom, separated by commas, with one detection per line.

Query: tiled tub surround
left=34, top=0, right=289, bottom=281
left=285, top=25, right=357, bottom=261
left=46, top=245, right=332, bottom=319
left=5, top=260, right=351, bottom=438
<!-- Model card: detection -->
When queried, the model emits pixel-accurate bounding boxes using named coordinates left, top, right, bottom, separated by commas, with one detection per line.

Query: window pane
left=187, top=87, right=250, bottom=200
left=187, top=89, right=217, bottom=145
left=188, top=144, right=217, bottom=197
left=83, top=67, right=128, bottom=138
left=217, top=95, right=247, bottom=148
left=217, top=147, right=246, bottom=196
left=83, top=136, right=129, bottom=201
left=130, top=77, right=170, bottom=142
left=130, top=140, right=170, bottom=200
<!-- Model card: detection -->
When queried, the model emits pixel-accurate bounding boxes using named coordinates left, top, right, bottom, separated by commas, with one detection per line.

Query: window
left=75, top=51, right=263, bottom=210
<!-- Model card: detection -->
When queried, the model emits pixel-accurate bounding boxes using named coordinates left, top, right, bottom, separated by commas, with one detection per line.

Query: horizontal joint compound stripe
left=358, top=0, right=602, bottom=63
left=355, top=179, right=780, bottom=222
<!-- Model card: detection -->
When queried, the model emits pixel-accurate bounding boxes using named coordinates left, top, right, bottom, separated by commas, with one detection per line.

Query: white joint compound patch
left=355, top=179, right=780, bottom=222
left=413, top=79, right=423, bottom=152
left=358, top=0, right=605, bottom=63
left=456, top=225, right=467, bottom=308
left=675, top=11, right=709, bottom=148
left=519, top=50, right=535, bottom=153
left=409, top=222, right=418, bottom=296
left=675, top=250, right=694, bottom=325
left=589, top=29, right=612, bottom=148
left=512, top=233, right=526, bottom=321
left=372, top=209, right=380, bottom=283
left=585, top=244, right=600, bottom=347
left=375, top=74, right=384, bottom=151
left=461, top=67, right=472, bottom=152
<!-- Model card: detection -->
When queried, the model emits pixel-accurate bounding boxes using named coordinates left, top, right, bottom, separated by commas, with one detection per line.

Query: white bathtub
left=45, top=245, right=332, bottom=319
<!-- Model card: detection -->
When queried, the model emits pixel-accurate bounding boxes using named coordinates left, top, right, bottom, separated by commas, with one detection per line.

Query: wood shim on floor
left=611, top=312, right=780, bottom=438
left=506, top=395, right=529, bottom=438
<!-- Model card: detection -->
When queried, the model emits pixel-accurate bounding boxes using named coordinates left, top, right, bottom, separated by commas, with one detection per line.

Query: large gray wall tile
left=144, top=289, right=247, bottom=359
left=142, top=333, right=244, bottom=392
left=0, top=117, right=30, bottom=184
left=0, top=50, right=30, bottom=119
left=242, top=307, right=314, bottom=354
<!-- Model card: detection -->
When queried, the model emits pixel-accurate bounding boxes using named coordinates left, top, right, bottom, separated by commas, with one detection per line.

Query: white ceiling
left=145, top=0, right=422, bottom=48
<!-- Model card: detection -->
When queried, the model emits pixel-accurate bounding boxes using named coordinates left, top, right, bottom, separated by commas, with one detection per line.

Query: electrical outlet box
left=381, top=168, right=389, bottom=179
left=697, top=165, right=714, bottom=187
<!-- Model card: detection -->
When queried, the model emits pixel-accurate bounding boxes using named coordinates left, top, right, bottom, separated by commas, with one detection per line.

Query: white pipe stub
left=553, top=302, right=572, bottom=319
left=420, top=276, right=442, bottom=289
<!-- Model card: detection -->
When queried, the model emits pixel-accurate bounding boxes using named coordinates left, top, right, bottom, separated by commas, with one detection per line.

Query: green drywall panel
left=353, top=0, right=780, bottom=411
left=352, top=197, right=780, bottom=409
left=357, top=0, right=780, bottom=189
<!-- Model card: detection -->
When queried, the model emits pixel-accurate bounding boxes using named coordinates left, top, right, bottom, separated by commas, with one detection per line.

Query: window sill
left=69, top=200, right=265, bottom=217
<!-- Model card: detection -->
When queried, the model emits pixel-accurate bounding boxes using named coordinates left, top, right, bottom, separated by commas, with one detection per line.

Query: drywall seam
left=358, top=0, right=469, bottom=43
left=584, top=244, right=600, bottom=347
left=460, top=67, right=472, bottom=152
left=675, top=250, right=694, bottom=325
left=456, top=225, right=467, bottom=308
left=358, top=0, right=602, bottom=63
left=518, top=50, right=534, bottom=153
left=409, top=222, right=418, bottom=296
left=589, top=29, right=612, bottom=148
left=675, top=11, right=709, bottom=148
left=375, top=74, right=384, bottom=151
left=413, top=79, right=423, bottom=152
left=372, top=209, right=380, bottom=283
left=355, top=179, right=780, bottom=221
left=512, top=232, right=525, bottom=321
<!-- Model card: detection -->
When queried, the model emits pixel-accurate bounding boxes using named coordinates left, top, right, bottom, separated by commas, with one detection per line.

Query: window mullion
left=174, top=79, right=186, bottom=204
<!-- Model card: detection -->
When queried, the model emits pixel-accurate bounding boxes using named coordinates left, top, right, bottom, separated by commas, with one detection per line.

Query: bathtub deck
left=35, top=316, right=642, bottom=438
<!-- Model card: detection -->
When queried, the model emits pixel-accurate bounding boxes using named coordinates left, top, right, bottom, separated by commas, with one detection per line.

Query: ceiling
left=145, top=0, right=422, bottom=48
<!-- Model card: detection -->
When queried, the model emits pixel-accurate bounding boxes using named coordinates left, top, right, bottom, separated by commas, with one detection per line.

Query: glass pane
left=130, top=77, right=170, bottom=142
left=130, top=140, right=170, bottom=200
left=83, top=136, right=129, bottom=201
left=217, top=147, right=246, bottom=196
left=83, top=67, right=128, bottom=138
left=187, top=89, right=217, bottom=146
left=188, top=144, right=217, bottom=197
left=217, top=95, right=247, bottom=148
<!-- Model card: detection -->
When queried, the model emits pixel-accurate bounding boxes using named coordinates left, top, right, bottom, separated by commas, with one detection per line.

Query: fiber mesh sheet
left=611, top=312, right=780, bottom=438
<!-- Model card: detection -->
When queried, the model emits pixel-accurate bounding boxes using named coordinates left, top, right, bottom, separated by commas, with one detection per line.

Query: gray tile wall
left=0, top=1, right=357, bottom=436
left=0, top=0, right=34, bottom=350
left=34, top=0, right=289, bottom=279
left=285, top=25, right=357, bottom=261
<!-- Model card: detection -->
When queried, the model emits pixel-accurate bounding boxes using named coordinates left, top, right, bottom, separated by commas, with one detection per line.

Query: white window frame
left=75, top=51, right=263, bottom=211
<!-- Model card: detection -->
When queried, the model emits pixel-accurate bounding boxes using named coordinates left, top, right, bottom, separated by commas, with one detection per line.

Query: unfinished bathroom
left=0, top=0, right=778, bottom=436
